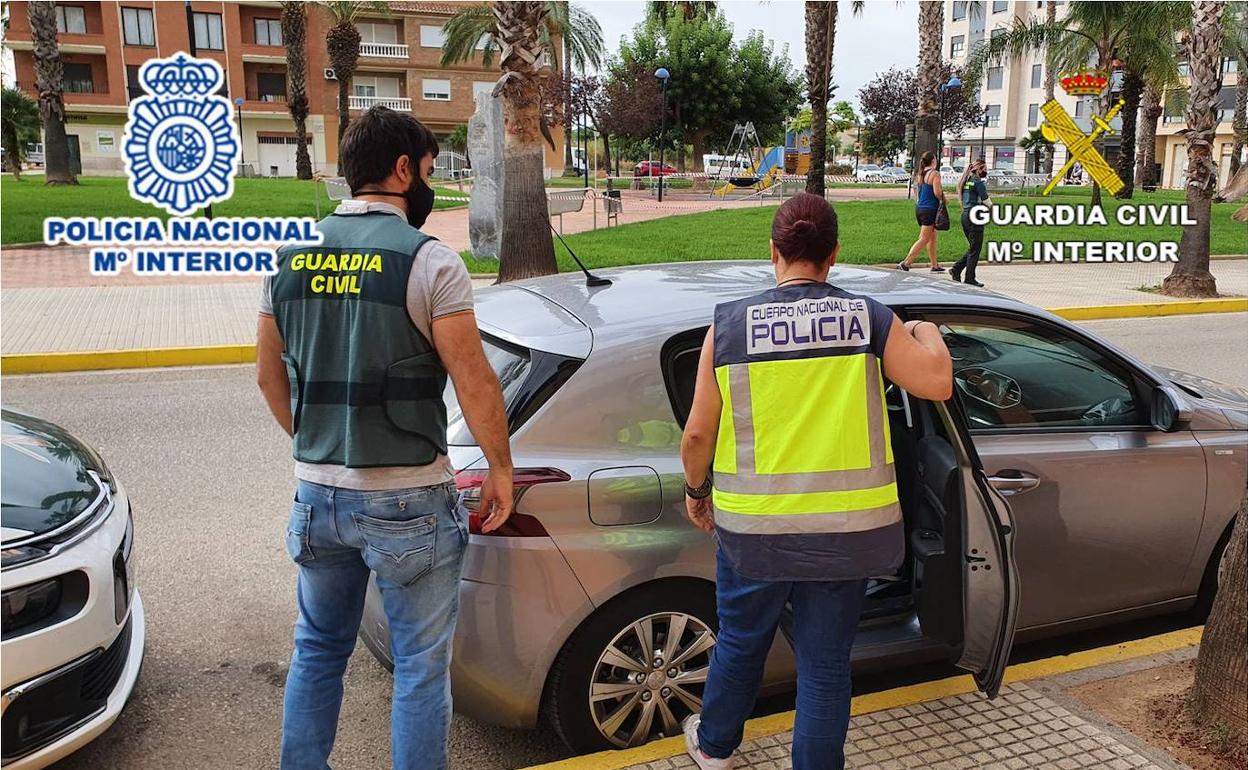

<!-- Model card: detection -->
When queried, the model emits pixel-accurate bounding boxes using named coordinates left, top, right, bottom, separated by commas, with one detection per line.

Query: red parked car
left=634, top=160, right=678, bottom=176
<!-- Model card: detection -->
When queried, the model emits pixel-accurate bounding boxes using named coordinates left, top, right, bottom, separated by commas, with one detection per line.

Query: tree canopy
left=858, top=64, right=981, bottom=161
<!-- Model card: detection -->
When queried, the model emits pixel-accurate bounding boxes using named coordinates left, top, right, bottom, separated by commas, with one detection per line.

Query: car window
left=661, top=328, right=709, bottom=426
left=927, top=313, right=1145, bottom=431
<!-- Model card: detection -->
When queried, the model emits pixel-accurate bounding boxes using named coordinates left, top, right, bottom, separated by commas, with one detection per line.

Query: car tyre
left=541, top=580, right=718, bottom=753
left=1191, top=509, right=1238, bottom=621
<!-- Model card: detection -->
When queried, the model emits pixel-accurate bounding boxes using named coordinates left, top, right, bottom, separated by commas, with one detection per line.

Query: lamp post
left=655, top=67, right=670, bottom=202
left=186, top=0, right=211, bottom=219
left=979, top=107, right=989, bottom=163
left=234, top=97, right=246, bottom=177
left=853, top=118, right=860, bottom=178
left=937, top=75, right=962, bottom=163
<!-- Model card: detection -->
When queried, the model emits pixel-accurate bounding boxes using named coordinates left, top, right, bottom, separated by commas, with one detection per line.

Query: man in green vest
left=256, top=107, right=513, bottom=770
left=679, top=193, right=953, bottom=770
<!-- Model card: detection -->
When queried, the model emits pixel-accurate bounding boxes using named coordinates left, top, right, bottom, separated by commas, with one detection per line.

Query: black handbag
left=934, top=201, right=951, bottom=231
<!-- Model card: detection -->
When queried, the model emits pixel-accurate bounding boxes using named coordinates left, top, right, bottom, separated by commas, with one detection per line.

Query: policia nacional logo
left=123, top=54, right=240, bottom=215
left=1039, top=68, right=1126, bottom=196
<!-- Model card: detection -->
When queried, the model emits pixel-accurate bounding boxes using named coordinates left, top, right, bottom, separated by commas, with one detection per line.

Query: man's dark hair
left=340, top=106, right=439, bottom=191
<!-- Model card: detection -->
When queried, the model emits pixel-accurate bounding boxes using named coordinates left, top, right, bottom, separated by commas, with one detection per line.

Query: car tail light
left=454, top=467, right=570, bottom=537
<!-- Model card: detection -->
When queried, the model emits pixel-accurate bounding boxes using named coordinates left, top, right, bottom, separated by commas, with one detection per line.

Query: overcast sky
left=579, top=0, right=920, bottom=112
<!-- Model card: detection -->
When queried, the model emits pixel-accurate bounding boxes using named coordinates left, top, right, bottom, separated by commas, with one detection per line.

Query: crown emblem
left=139, top=53, right=222, bottom=97
left=1058, top=67, right=1109, bottom=97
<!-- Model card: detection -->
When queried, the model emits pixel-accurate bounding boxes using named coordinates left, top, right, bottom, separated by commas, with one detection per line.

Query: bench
left=548, top=188, right=591, bottom=232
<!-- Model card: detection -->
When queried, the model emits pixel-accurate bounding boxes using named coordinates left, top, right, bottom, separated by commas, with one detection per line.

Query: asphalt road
left=3, top=312, right=1243, bottom=770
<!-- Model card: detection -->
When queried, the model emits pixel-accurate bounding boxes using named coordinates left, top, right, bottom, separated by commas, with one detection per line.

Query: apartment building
left=943, top=0, right=1241, bottom=189
left=3, top=1, right=564, bottom=176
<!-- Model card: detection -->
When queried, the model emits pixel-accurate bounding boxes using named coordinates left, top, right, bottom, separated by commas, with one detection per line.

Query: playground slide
left=711, top=146, right=786, bottom=197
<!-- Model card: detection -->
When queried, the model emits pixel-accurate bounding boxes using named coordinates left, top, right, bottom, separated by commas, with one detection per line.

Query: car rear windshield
left=444, top=333, right=582, bottom=445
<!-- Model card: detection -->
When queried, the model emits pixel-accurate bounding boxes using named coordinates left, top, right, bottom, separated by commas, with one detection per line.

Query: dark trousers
left=953, top=210, right=983, bottom=282
left=697, top=548, right=867, bottom=770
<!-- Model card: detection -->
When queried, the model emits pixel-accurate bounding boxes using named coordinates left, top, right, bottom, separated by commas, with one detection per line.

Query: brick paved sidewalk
left=637, top=683, right=1174, bottom=770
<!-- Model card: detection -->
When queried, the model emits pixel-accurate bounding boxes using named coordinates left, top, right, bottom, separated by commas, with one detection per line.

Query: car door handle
left=987, top=471, right=1040, bottom=495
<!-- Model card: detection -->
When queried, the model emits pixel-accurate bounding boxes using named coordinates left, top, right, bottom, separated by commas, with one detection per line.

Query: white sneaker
left=683, top=714, right=734, bottom=769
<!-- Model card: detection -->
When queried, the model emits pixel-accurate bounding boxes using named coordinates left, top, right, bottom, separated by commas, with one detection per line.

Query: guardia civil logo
left=123, top=53, right=239, bottom=216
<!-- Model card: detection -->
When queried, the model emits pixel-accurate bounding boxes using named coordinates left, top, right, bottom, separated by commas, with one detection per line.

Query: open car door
left=911, top=394, right=1020, bottom=697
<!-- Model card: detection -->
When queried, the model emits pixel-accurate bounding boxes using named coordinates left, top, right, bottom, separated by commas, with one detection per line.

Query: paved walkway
left=2, top=258, right=1244, bottom=355
left=615, top=645, right=1201, bottom=770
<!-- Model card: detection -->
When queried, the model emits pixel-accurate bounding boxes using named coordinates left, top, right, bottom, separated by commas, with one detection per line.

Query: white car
left=1, top=409, right=145, bottom=769
left=939, top=164, right=965, bottom=186
left=854, top=163, right=882, bottom=181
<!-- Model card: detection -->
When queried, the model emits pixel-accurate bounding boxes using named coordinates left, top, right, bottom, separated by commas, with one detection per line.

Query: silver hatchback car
left=360, top=262, right=1246, bottom=753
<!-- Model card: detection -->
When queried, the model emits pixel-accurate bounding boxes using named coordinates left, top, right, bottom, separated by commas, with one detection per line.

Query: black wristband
left=684, top=475, right=712, bottom=499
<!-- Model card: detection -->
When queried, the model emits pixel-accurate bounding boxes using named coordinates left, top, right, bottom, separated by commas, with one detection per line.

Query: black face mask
left=352, top=176, right=435, bottom=229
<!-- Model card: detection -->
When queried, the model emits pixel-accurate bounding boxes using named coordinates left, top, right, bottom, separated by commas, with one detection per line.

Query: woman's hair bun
left=792, top=219, right=816, bottom=236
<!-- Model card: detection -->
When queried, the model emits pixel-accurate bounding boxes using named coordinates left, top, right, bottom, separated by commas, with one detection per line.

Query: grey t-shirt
left=260, top=201, right=473, bottom=491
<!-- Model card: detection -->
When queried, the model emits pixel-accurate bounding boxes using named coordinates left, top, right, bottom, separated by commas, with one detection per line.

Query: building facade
left=943, top=0, right=1241, bottom=189
left=4, top=1, right=564, bottom=176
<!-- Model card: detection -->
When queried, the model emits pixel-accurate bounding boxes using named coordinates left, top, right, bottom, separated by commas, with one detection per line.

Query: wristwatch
left=684, top=475, right=712, bottom=500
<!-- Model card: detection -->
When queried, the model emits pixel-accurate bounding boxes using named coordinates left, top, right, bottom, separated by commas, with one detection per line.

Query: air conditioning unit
left=324, top=68, right=337, bottom=80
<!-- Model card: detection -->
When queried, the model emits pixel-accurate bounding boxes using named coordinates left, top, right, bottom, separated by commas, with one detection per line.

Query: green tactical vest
left=271, top=209, right=448, bottom=468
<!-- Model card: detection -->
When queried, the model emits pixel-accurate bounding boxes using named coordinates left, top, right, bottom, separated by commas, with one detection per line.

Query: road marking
left=520, top=626, right=1203, bottom=770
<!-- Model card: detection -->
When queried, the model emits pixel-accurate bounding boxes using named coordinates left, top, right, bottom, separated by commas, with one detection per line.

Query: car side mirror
left=1151, top=385, right=1192, bottom=432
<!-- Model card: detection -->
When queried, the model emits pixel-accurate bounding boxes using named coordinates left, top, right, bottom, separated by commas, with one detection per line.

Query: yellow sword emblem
left=1040, top=97, right=1126, bottom=196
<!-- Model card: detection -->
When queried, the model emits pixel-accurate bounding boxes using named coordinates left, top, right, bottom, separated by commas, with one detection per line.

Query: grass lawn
left=0, top=176, right=464, bottom=245
left=461, top=188, right=1246, bottom=273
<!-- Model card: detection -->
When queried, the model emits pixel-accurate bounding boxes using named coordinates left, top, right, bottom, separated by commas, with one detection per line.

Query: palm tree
left=448, top=124, right=469, bottom=155
left=1043, top=0, right=1056, bottom=175
left=281, top=2, right=313, bottom=180
left=965, top=1, right=1187, bottom=207
left=1113, top=7, right=1187, bottom=199
left=804, top=1, right=836, bottom=196
left=1135, top=84, right=1164, bottom=189
left=913, top=0, right=944, bottom=166
left=1162, top=0, right=1224, bottom=298
left=2, top=87, right=42, bottom=180
left=442, top=2, right=603, bottom=280
left=645, top=1, right=717, bottom=23
left=26, top=1, right=75, bottom=185
left=1018, top=128, right=1053, bottom=173
left=319, top=1, right=387, bottom=172
left=441, top=0, right=602, bottom=180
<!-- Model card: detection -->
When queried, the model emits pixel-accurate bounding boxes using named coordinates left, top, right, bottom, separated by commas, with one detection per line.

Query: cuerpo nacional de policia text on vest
left=712, top=283, right=904, bottom=581
left=271, top=210, right=448, bottom=468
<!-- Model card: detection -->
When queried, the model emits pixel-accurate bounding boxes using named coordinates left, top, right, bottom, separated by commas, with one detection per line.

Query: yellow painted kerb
left=520, top=626, right=1202, bottom=770
left=0, top=344, right=257, bottom=374
left=1050, top=297, right=1248, bottom=321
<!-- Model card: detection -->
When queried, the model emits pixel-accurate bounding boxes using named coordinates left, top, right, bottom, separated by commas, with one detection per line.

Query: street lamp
left=937, top=75, right=962, bottom=162
left=979, top=107, right=990, bottom=163
left=853, top=118, right=860, bottom=178
left=234, top=97, right=246, bottom=177
left=655, top=66, right=670, bottom=203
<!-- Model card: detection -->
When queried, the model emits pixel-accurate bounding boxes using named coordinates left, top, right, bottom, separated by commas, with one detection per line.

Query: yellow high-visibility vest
left=710, top=283, right=904, bottom=581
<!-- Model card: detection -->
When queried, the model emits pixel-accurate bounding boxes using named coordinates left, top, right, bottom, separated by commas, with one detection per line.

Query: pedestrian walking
left=899, top=151, right=946, bottom=272
left=951, top=158, right=991, bottom=287
left=256, top=106, right=514, bottom=770
left=679, top=193, right=954, bottom=770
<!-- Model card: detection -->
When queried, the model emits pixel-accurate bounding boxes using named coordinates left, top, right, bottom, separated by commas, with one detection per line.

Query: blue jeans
left=698, top=549, right=866, bottom=770
left=279, top=480, right=468, bottom=770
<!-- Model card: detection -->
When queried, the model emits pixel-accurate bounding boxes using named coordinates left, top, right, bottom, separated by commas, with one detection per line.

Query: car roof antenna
left=547, top=220, right=612, bottom=287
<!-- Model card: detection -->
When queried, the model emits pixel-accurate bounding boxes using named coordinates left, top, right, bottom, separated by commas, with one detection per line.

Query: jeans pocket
left=353, top=511, right=436, bottom=587
left=286, top=501, right=315, bottom=565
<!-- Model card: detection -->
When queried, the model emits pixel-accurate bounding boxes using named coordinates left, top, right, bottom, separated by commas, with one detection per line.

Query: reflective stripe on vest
left=710, top=294, right=900, bottom=538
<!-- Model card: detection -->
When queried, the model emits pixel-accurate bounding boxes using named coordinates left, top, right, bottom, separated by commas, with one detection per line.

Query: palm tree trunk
left=27, top=1, right=76, bottom=185
left=1231, top=49, right=1247, bottom=178
left=337, top=78, right=350, bottom=172
left=1136, top=84, right=1162, bottom=189
left=804, top=1, right=835, bottom=196
left=1043, top=0, right=1056, bottom=175
left=1191, top=489, right=1248, bottom=737
left=282, top=2, right=313, bottom=180
left=563, top=39, right=575, bottom=174
left=914, top=0, right=943, bottom=166
left=1114, top=72, right=1143, bottom=199
left=602, top=131, right=612, bottom=175
left=327, top=20, right=361, bottom=175
left=1163, top=0, right=1224, bottom=298
left=495, top=1, right=557, bottom=281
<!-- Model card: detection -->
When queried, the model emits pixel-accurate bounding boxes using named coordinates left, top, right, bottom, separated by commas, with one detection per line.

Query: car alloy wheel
left=588, top=612, right=716, bottom=748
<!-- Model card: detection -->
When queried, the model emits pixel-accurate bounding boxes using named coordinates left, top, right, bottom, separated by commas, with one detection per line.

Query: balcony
left=359, top=42, right=410, bottom=59
left=348, top=95, right=411, bottom=111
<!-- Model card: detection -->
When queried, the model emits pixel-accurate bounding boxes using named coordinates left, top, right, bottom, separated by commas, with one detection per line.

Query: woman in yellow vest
left=679, top=193, right=953, bottom=770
